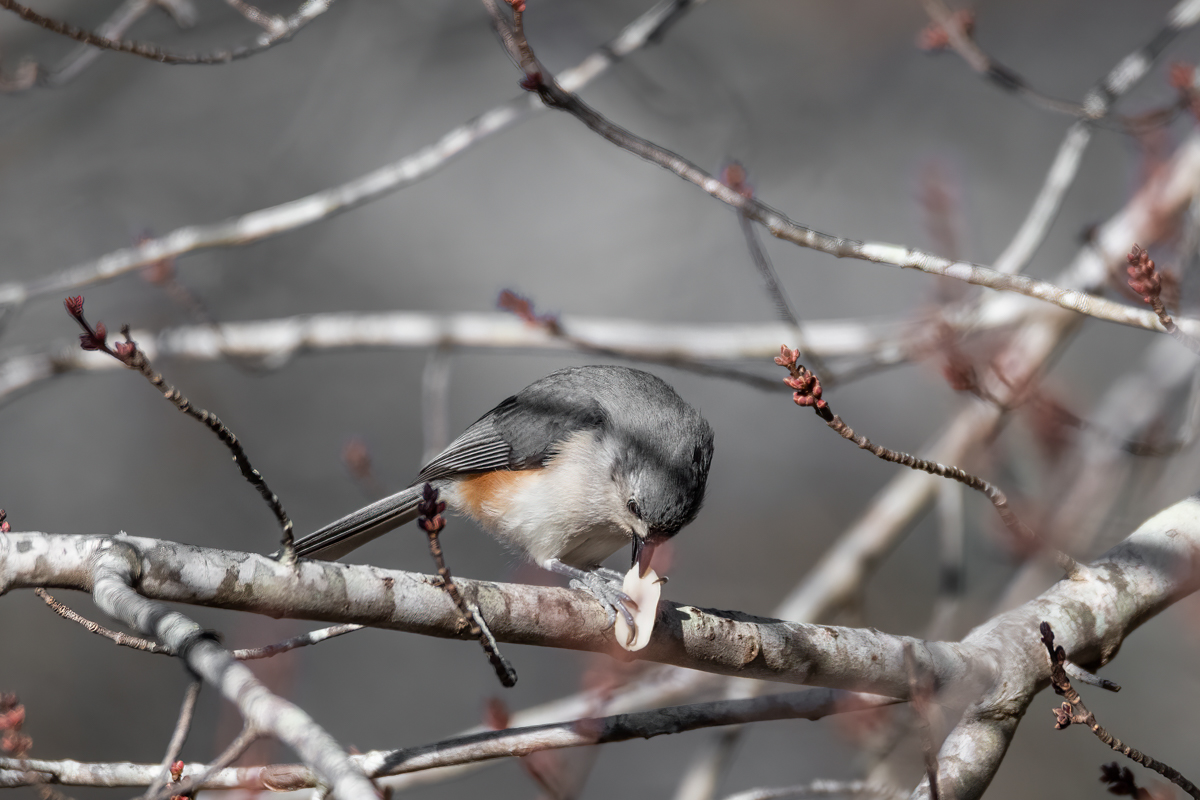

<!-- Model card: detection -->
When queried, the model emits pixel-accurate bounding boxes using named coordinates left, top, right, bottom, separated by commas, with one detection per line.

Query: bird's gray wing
left=416, top=390, right=607, bottom=483
left=297, top=376, right=608, bottom=561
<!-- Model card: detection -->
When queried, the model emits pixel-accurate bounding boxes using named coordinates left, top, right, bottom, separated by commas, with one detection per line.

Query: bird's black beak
left=631, top=535, right=659, bottom=578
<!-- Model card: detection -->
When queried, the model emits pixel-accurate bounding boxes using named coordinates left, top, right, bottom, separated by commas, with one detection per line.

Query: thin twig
left=918, top=0, right=1198, bottom=126
left=145, top=725, right=260, bottom=800
left=63, top=297, right=295, bottom=559
left=44, top=0, right=197, bottom=88
left=486, top=5, right=1200, bottom=344
left=0, top=690, right=897, bottom=790
left=35, top=589, right=172, bottom=655
left=775, top=346, right=1083, bottom=578
left=0, top=0, right=333, bottom=66
left=418, top=483, right=518, bottom=688
left=1040, top=621, right=1198, bottom=798
left=141, top=680, right=201, bottom=800
left=231, top=624, right=364, bottom=660
left=0, top=0, right=701, bottom=308
left=721, top=163, right=828, bottom=380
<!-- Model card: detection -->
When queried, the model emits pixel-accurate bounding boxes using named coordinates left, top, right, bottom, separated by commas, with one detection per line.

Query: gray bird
left=292, top=365, right=714, bottom=626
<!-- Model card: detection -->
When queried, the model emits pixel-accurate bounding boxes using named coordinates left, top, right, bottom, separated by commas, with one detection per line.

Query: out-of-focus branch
left=85, top=541, right=378, bottom=800
left=0, top=689, right=895, bottom=790
left=919, top=0, right=1200, bottom=123
left=42, top=0, right=197, bottom=88
left=143, top=679, right=200, bottom=800
left=492, top=7, right=1200, bottom=341
left=0, top=312, right=919, bottom=402
left=0, top=0, right=334, bottom=66
left=722, top=780, right=905, bottom=800
left=0, top=0, right=702, bottom=308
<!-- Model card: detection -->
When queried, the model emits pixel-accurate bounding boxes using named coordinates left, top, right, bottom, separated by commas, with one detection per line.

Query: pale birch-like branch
left=4, top=494, right=1199, bottom=796
left=85, top=540, right=378, bottom=800
left=503, top=8, right=1200, bottom=340
left=0, top=0, right=701, bottom=308
left=0, top=689, right=894, bottom=790
left=1, top=532, right=974, bottom=696
left=0, top=312, right=917, bottom=401
left=0, top=0, right=335, bottom=67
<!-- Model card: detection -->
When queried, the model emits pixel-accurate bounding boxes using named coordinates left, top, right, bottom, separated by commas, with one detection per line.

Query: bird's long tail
left=292, top=486, right=425, bottom=560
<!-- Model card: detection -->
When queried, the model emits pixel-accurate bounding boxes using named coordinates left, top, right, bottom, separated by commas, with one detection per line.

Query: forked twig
left=1040, top=621, right=1198, bottom=798
left=63, top=296, right=295, bottom=560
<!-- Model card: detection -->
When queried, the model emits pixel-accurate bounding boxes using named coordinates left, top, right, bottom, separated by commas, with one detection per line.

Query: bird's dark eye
left=627, top=499, right=641, bottom=519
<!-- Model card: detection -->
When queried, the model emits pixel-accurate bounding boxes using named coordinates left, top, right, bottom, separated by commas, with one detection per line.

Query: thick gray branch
left=0, top=688, right=896, bottom=789
left=86, top=541, right=379, bottom=800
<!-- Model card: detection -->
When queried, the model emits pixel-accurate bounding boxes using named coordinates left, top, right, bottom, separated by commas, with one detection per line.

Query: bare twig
left=1040, top=622, right=1198, bottom=797
left=0, top=0, right=334, bottom=66
left=918, top=0, right=1199, bottom=125
left=145, top=725, right=260, bottom=800
left=44, top=0, right=197, bottom=88
left=721, top=163, right=827, bottom=380
left=141, top=680, right=201, bottom=800
left=775, top=345, right=1082, bottom=577
left=0, top=0, right=702, bottom=308
left=231, top=624, right=364, bottom=660
left=63, top=297, right=295, bottom=559
left=418, top=483, right=517, bottom=688
left=485, top=6, right=1200, bottom=343
left=0, top=689, right=897, bottom=789
left=35, top=588, right=172, bottom=654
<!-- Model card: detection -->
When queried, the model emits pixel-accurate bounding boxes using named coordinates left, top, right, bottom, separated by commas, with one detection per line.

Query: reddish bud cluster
left=720, top=162, right=753, bottom=199
left=0, top=693, right=31, bottom=757
left=773, top=345, right=800, bottom=368
left=0, top=509, right=8, bottom=534
left=786, top=370, right=825, bottom=409
left=65, top=295, right=112, bottom=351
left=417, top=482, right=447, bottom=533
left=1126, top=245, right=1162, bottom=303
left=170, top=760, right=185, bottom=782
left=776, top=346, right=826, bottom=410
left=1052, top=702, right=1073, bottom=730
left=507, top=0, right=526, bottom=11
left=916, top=10, right=975, bottom=52
left=498, top=289, right=562, bottom=334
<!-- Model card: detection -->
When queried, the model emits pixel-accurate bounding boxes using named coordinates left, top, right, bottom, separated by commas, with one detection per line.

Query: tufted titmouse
left=292, top=365, right=715, bottom=627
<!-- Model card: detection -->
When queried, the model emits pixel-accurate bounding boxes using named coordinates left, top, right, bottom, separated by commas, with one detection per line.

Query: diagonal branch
left=0, top=0, right=703, bottom=308
left=86, top=541, right=378, bottom=800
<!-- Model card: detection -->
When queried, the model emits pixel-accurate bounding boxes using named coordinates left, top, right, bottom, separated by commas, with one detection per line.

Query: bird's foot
left=544, top=559, right=636, bottom=630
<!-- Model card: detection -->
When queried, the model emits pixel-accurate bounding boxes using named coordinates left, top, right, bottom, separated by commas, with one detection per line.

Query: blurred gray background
left=3, top=0, right=1200, bottom=797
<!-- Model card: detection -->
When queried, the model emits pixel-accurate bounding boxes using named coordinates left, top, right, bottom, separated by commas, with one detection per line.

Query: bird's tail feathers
left=292, top=486, right=424, bottom=561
